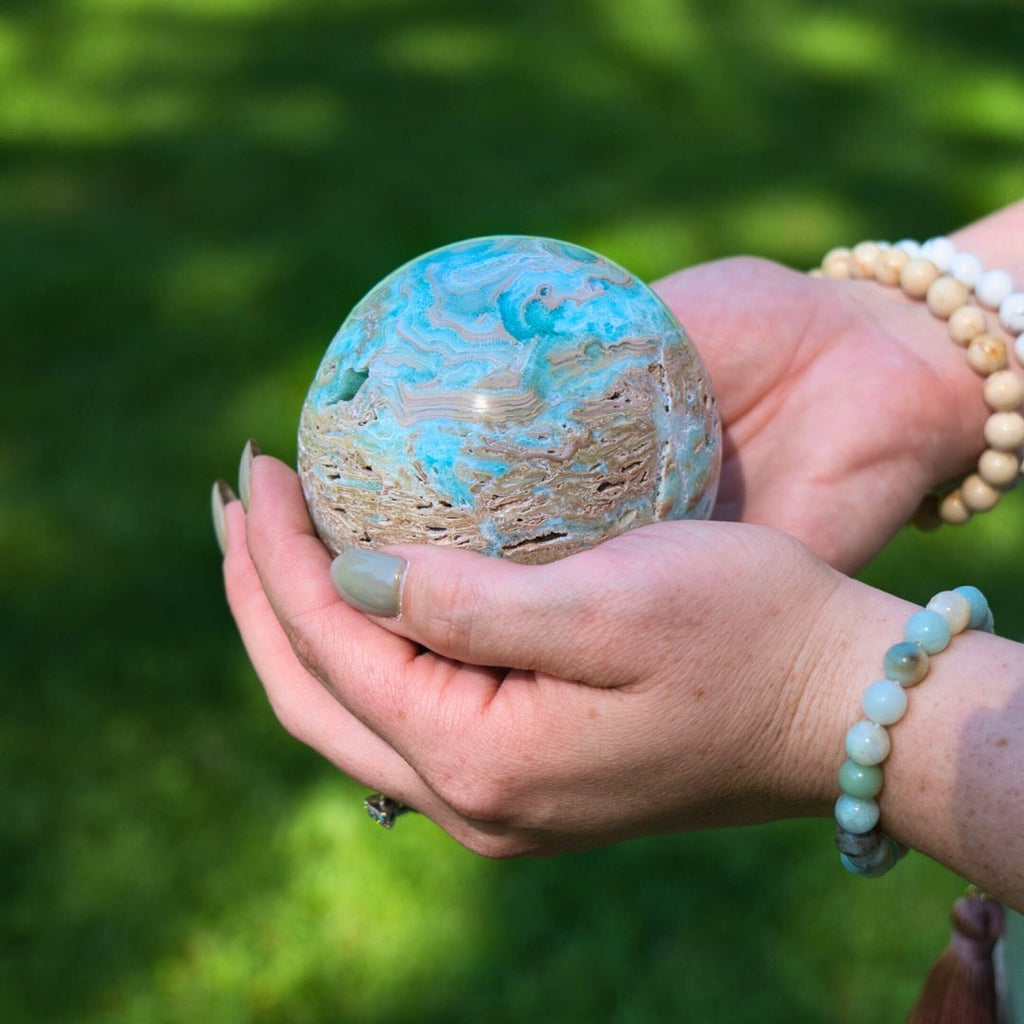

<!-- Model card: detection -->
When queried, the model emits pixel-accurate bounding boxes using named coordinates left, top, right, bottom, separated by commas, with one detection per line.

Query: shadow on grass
left=1, top=0, right=1021, bottom=1019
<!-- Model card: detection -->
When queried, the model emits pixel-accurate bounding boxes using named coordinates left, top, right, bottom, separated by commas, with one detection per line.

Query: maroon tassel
left=907, top=893, right=1006, bottom=1023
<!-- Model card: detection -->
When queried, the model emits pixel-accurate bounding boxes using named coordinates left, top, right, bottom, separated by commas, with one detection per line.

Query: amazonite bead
left=862, top=679, right=908, bottom=725
left=904, top=609, right=950, bottom=653
left=926, top=590, right=971, bottom=635
left=840, top=835, right=901, bottom=878
left=838, top=759, right=884, bottom=799
left=835, top=794, right=880, bottom=834
left=883, top=641, right=929, bottom=685
left=846, top=720, right=891, bottom=765
left=953, top=585, right=989, bottom=629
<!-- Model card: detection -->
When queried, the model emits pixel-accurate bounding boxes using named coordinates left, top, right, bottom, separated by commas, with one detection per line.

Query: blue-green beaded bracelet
left=835, top=586, right=994, bottom=878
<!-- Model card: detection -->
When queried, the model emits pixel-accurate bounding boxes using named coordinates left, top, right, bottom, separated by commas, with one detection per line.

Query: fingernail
left=211, top=479, right=237, bottom=555
left=238, top=439, right=261, bottom=511
left=329, top=548, right=407, bottom=617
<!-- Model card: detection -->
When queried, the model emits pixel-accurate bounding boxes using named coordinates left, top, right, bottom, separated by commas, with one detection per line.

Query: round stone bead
left=862, top=679, right=909, bottom=725
left=851, top=241, right=882, bottom=278
left=926, top=590, right=971, bottom=634
left=978, top=448, right=1020, bottom=487
left=846, top=720, right=891, bottom=765
left=926, top=276, right=969, bottom=319
left=953, top=585, right=989, bottom=628
left=894, top=239, right=921, bottom=258
left=938, top=489, right=971, bottom=524
left=975, top=268, right=1014, bottom=310
left=900, top=258, right=941, bottom=299
left=838, top=760, right=884, bottom=799
left=835, top=794, right=880, bottom=834
left=948, top=304, right=987, bottom=346
left=840, top=835, right=902, bottom=878
left=905, top=609, right=950, bottom=653
left=873, top=247, right=908, bottom=286
left=1016, top=333, right=1024, bottom=366
left=920, top=236, right=956, bottom=271
left=834, top=823, right=882, bottom=856
left=949, top=251, right=984, bottom=288
left=822, top=247, right=853, bottom=278
left=984, top=411, right=1024, bottom=451
left=961, top=473, right=1001, bottom=513
left=1000, top=292, right=1024, bottom=334
left=966, top=333, right=1008, bottom=375
left=883, top=640, right=929, bottom=685
left=983, top=370, right=1024, bottom=412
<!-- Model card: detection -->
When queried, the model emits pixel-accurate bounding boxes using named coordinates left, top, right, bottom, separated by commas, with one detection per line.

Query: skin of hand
left=224, top=455, right=851, bottom=857
left=652, top=256, right=989, bottom=573
left=653, top=199, right=1024, bottom=573
left=224, top=458, right=1024, bottom=909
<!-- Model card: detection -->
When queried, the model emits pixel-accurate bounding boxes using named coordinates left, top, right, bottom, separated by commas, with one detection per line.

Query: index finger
left=245, top=453, right=417, bottom=687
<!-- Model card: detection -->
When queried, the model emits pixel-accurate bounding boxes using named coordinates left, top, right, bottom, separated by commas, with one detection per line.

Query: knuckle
left=281, top=612, right=333, bottom=684
left=430, top=760, right=516, bottom=826
left=421, top=567, right=488, bottom=659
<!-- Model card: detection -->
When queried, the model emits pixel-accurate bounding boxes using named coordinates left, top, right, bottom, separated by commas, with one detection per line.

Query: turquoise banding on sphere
left=298, top=236, right=721, bottom=563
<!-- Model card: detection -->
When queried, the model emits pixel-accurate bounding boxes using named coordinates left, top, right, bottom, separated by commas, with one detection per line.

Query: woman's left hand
left=222, top=454, right=845, bottom=856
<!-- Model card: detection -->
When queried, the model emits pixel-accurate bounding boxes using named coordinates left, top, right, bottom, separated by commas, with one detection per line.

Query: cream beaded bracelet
left=834, top=586, right=994, bottom=878
left=814, top=238, right=1024, bottom=525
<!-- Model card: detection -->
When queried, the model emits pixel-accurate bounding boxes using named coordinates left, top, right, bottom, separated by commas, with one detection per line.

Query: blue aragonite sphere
left=298, top=236, right=720, bottom=564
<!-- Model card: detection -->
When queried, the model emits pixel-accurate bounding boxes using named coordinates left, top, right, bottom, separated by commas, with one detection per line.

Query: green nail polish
left=238, top=439, right=260, bottom=511
left=211, top=480, right=236, bottom=555
left=330, top=549, right=407, bottom=617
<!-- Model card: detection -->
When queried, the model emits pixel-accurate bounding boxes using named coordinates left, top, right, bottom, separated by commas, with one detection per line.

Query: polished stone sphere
left=298, top=236, right=720, bottom=564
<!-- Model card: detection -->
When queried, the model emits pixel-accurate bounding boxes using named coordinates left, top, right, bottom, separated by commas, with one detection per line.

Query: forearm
left=789, top=577, right=1024, bottom=910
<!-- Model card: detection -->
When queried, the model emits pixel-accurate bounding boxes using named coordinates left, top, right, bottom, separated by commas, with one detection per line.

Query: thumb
left=327, top=538, right=656, bottom=685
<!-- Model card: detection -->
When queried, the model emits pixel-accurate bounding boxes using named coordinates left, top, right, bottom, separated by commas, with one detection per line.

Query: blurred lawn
left=1, top=0, right=1022, bottom=1020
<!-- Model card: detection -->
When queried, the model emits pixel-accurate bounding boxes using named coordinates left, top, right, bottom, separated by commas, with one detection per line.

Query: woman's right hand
left=654, top=254, right=994, bottom=573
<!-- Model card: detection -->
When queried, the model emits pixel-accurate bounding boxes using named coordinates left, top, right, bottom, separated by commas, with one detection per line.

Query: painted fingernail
left=238, top=439, right=261, bottom=511
left=211, top=479, right=237, bottom=555
left=329, top=548, right=407, bottom=617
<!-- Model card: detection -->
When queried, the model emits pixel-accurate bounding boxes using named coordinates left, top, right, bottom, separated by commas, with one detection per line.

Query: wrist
left=817, top=229, right=1023, bottom=520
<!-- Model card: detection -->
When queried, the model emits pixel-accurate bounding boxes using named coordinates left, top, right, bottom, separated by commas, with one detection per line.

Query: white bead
left=920, top=236, right=956, bottom=271
left=975, top=269, right=1014, bottom=310
left=961, top=473, right=1000, bottom=512
left=978, top=449, right=1020, bottom=487
left=862, top=679, right=909, bottom=725
left=985, top=411, right=1024, bottom=450
left=999, top=292, right=1024, bottom=334
left=949, top=251, right=984, bottom=288
left=983, top=370, right=1024, bottom=411
left=926, top=590, right=972, bottom=634
left=846, top=720, right=891, bottom=766
left=895, top=239, right=921, bottom=258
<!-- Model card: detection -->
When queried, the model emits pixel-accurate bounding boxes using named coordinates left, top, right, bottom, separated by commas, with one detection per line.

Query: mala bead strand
left=835, top=587, right=993, bottom=878
left=817, top=237, right=1024, bottom=525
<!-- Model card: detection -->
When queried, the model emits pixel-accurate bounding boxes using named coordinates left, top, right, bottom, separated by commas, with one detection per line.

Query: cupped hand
left=223, top=455, right=843, bottom=857
left=654, top=258, right=988, bottom=572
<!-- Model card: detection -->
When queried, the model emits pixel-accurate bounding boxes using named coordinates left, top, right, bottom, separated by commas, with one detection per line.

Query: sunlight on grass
left=108, top=780, right=489, bottom=1022
left=719, top=189, right=863, bottom=262
left=772, top=12, right=897, bottom=78
left=582, top=212, right=703, bottom=281
left=596, top=0, right=703, bottom=66
left=381, top=22, right=508, bottom=76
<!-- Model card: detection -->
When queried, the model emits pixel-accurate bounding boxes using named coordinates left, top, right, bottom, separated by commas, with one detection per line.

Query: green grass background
left=2, top=0, right=1022, bottom=1020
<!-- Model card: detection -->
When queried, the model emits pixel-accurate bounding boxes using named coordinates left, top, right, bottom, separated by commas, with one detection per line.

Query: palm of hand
left=654, top=257, right=977, bottom=572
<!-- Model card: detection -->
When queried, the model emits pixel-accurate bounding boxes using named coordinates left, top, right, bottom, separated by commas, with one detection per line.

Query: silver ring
left=364, top=793, right=411, bottom=829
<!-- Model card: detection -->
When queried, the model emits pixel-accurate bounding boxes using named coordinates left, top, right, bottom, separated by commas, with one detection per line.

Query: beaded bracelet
left=835, top=586, right=993, bottom=878
left=814, top=238, right=1024, bottom=526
